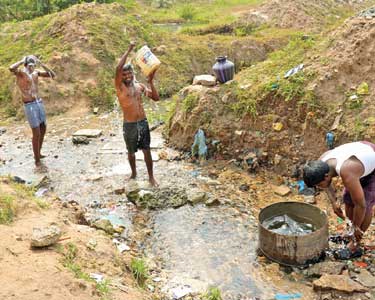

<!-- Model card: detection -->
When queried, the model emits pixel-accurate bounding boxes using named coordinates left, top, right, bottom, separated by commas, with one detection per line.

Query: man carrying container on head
left=9, top=55, right=55, bottom=167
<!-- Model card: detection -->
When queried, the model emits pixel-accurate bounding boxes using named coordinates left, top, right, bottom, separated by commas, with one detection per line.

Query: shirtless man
left=115, top=42, right=160, bottom=186
left=303, top=141, right=375, bottom=259
left=9, top=55, right=55, bottom=166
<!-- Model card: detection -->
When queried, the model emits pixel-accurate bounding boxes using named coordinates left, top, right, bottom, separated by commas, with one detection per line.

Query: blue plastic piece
left=297, top=180, right=305, bottom=193
left=326, top=132, right=335, bottom=150
left=275, top=293, right=302, bottom=300
left=191, top=129, right=208, bottom=159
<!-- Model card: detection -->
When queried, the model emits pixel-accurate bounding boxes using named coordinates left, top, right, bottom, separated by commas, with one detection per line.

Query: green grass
left=203, top=286, right=222, bottom=300
left=231, top=34, right=319, bottom=117
left=0, top=195, right=15, bottom=224
left=58, top=242, right=112, bottom=299
left=130, top=258, right=148, bottom=287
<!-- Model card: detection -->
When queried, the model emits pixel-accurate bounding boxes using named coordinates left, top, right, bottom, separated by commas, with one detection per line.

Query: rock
left=93, top=107, right=99, bottom=114
left=192, top=75, right=216, bottom=87
left=274, top=154, right=282, bottom=165
left=0, top=127, right=6, bottom=135
left=355, top=269, right=375, bottom=288
left=187, top=191, right=208, bottom=205
left=313, top=274, right=368, bottom=293
left=125, top=182, right=140, bottom=203
left=72, top=136, right=89, bottom=145
left=273, top=185, right=291, bottom=196
left=73, top=129, right=102, bottom=137
left=305, top=261, right=345, bottom=277
left=239, top=184, right=250, bottom=191
left=92, top=219, right=115, bottom=235
left=31, top=225, right=62, bottom=247
left=153, top=45, right=167, bottom=54
left=114, top=187, right=125, bottom=195
left=304, top=195, right=316, bottom=204
left=205, top=198, right=221, bottom=207
left=171, top=285, right=192, bottom=299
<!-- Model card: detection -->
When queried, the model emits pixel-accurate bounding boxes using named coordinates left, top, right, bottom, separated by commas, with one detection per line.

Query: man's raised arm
left=9, top=57, right=25, bottom=73
left=115, top=41, right=135, bottom=89
left=38, top=59, right=56, bottom=79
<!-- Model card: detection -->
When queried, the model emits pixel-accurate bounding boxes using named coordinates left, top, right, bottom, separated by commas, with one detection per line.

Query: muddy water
left=263, top=214, right=316, bottom=236
left=0, top=108, right=310, bottom=299
left=147, top=205, right=273, bottom=299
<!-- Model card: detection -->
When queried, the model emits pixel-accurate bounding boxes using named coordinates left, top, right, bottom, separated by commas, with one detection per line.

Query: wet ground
left=0, top=110, right=315, bottom=299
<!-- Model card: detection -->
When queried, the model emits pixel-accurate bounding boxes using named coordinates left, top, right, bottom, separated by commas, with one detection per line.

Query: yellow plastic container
left=134, top=45, right=161, bottom=76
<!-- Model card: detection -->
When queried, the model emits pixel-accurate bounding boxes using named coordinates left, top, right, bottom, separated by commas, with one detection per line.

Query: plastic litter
left=171, top=285, right=192, bottom=299
left=326, top=132, right=335, bottom=149
left=284, top=64, right=304, bottom=79
left=35, top=187, right=48, bottom=197
left=275, top=293, right=302, bottom=300
left=272, top=122, right=283, bottom=131
left=191, top=129, right=207, bottom=159
left=90, top=273, right=104, bottom=283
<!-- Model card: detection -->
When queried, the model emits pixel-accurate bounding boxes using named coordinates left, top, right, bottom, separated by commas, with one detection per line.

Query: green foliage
left=153, top=0, right=174, bottom=8
left=84, top=69, right=115, bottom=109
left=130, top=258, right=148, bottom=287
left=178, top=4, right=196, bottom=20
left=203, top=286, right=222, bottom=300
left=0, top=195, right=15, bottom=224
left=182, top=93, right=199, bottom=112
left=231, top=35, right=318, bottom=116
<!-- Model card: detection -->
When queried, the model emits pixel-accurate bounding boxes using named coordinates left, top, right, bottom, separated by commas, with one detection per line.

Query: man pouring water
left=115, top=41, right=160, bottom=187
left=303, top=141, right=375, bottom=260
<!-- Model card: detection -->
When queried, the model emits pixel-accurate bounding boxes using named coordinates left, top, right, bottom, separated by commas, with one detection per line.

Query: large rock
left=192, top=75, right=216, bottom=87
left=73, top=129, right=102, bottom=137
left=305, top=261, right=345, bottom=277
left=313, top=274, right=368, bottom=293
left=31, top=225, right=62, bottom=247
left=92, top=219, right=115, bottom=235
left=355, top=269, right=375, bottom=288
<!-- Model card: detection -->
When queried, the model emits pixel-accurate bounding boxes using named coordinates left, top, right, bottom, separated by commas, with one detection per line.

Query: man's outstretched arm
left=115, top=41, right=135, bottom=89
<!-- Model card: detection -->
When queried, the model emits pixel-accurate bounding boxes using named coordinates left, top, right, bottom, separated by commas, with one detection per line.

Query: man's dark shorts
left=123, top=119, right=150, bottom=154
left=343, top=141, right=375, bottom=214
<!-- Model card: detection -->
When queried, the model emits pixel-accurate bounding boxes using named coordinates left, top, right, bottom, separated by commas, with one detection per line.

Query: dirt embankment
left=0, top=177, right=149, bottom=300
left=167, top=6, right=375, bottom=174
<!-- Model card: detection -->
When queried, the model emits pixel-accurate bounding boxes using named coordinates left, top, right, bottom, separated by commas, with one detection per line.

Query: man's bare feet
left=128, top=173, right=137, bottom=180
left=149, top=177, right=159, bottom=187
left=40, top=154, right=46, bottom=159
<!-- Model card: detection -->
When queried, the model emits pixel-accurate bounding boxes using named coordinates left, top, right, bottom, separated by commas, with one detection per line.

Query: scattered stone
left=126, top=182, right=140, bottom=203
left=0, top=127, right=6, bottom=136
left=153, top=44, right=167, bottom=54
left=205, top=198, right=221, bottom=207
left=274, top=154, right=282, bottom=165
left=355, top=269, right=375, bottom=288
left=239, top=184, right=250, bottom=191
left=192, top=75, right=216, bottom=87
left=86, top=238, right=97, bottom=250
left=93, top=107, right=99, bottom=114
left=114, top=187, right=125, bottom=195
left=72, top=136, right=89, bottom=145
left=305, top=261, right=345, bottom=277
left=359, top=7, right=375, bottom=18
left=187, top=190, right=208, bottom=205
left=92, top=219, right=115, bottom=235
left=31, top=225, right=62, bottom=248
left=171, top=285, right=192, bottom=299
left=304, top=195, right=316, bottom=204
left=273, top=185, right=291, bottom=196
left=331, top=113, right=343, bottom=131
left=73, top=129, right=102, bottom=137
left=313, top=274, right=368, bottom=293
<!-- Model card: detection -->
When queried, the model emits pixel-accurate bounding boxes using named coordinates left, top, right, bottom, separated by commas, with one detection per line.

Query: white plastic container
left=134, top=45, right=161, bottom=76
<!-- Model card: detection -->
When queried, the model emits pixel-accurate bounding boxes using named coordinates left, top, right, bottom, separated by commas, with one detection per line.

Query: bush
left=179, top=4, right=196, bottom=20
left=130, top=258, right=148, bottom=287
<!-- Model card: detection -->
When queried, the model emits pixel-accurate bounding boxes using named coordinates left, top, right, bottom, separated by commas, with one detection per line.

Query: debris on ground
left=191, top=129, right=207, bottom=160
left=284, top=64, right=304, bottom=78
left=72, top=136, right=90, bottom=145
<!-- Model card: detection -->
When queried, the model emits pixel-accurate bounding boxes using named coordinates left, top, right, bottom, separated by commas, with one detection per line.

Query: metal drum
left=258, top=202, right=328, bottom=266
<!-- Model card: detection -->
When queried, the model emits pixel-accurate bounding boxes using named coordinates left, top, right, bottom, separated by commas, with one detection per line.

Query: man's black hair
left=24, top=56, right=36, bottom=67
left=303, top=160, right=330, bottom=187
left=122, top=63, right=134, bottom=72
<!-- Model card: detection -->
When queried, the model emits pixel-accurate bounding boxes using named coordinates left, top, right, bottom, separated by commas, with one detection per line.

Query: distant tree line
left=0, top=0, right=116, bottom=22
